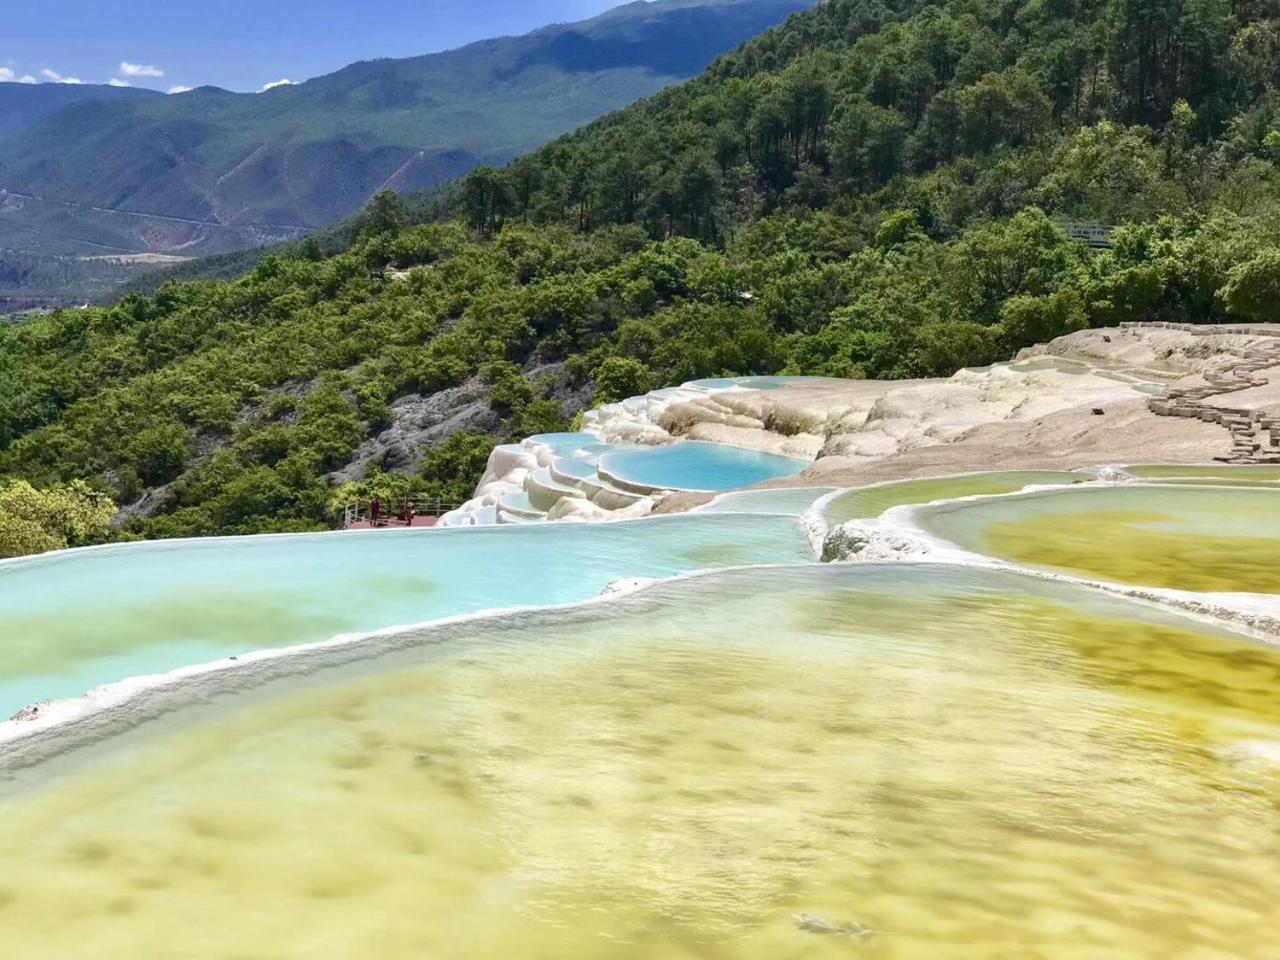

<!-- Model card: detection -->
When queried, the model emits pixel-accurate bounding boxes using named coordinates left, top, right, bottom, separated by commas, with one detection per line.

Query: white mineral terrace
left=444, top=323, right=1280, bottom=525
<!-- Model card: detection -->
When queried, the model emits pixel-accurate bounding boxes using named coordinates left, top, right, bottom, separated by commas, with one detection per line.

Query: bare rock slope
left=655, top=323, right=1280, bottom=510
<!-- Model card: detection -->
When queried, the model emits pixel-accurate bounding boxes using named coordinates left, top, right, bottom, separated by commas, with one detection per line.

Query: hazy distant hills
left=0, top=82, right=159, bottom=141
left=0, top=0, right=813, bottom=309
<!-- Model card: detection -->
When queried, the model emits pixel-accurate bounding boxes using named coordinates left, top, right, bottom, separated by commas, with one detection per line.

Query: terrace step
left=497, top=490, right=546, bottom=520
left=548, top=457, right=601, bottom=490
left=1133, top=323, right=1280, bottom=465
left=524, top=467, right=588, bottom=512
left=497, top=510, right=546, bottom=525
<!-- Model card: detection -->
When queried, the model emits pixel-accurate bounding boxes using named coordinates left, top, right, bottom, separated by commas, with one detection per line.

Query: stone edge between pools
left=5, top=464, right=1279, bottom=761
left=814, top=477, right=1280, bottom=645
left=3, top=556, right=1273, bottom=781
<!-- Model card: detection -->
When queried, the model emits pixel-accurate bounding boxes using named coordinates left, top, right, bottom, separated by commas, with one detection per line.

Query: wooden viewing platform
left=341, top=498, right=461, bottom=530
left=345, top=515, right=443, bottom=531
left=1055, top=220, right=1117, bottom=249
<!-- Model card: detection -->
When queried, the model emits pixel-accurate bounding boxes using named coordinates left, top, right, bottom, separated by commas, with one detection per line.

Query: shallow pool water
left=4, top=564, right=1277, bottom=959
left=685, top=375, right=818, bottom=391
left=825, top=471, right=1082, bottom=525
left=550, top=457, right=599, bottom=480
left=524, top=432, right=599, bottom=456
left=1124, top=463, right=1280, bottom=483
left=695, top=487, right=837, bottom=515
left=1008, top=357, right=1093, bottom=374
left=599, top=441, right=809, bottom=493
left=0, top=514, right=812, bottom=717
left=919, top=484, right=1280, bottom=594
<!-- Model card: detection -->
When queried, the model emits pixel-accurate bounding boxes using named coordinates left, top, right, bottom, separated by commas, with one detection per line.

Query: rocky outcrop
left=332, top=364, right=593, bottom=484
left=331, top=381, right=501, bottom=483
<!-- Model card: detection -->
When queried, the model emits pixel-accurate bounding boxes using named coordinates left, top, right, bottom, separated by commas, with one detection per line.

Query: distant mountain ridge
left=0, top=82, right=159, bottom=141
left=0, top=0, right=813, bottom=310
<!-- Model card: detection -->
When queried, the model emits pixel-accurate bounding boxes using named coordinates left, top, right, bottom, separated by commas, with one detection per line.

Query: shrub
left=0, top=479, right=115, bottom=559
left=592, top=356, right=653, bottom=405
left=128, top=424, right=189, bottom=487
left=1222, top=250, right=1280, bottom=322
left=419, top=432, right=498, bottom=504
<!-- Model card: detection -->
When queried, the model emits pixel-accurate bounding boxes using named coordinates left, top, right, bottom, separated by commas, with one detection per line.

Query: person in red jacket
left=370, top=494, right=382, bottom=526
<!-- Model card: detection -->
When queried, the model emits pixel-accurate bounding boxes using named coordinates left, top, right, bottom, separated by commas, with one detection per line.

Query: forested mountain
left=3, top=0, right=1280, bottom=553
left=0, top=0, right=813, bottom=310
left=0, top=82, right=159, bottom=141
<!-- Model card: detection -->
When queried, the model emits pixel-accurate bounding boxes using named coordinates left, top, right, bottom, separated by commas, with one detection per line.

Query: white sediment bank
left=0, top=556, right=815, bottom=770
left=818, top=480, right=1280, bottom=645
left=446, top=322, right=1280, bottom=526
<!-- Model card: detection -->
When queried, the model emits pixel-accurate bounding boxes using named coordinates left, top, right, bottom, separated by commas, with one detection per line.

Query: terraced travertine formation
left=449, top=323, right=1280, bottom=523
left=1133, top=322, right=1280, bottom=463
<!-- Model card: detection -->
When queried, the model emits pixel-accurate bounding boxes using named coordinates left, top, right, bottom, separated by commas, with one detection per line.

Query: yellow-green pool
left=3, top=564, right=1277, bottom=959
left=917, top=483, right=1280, bottom=594
left=825, top=471, right=1082, bottom=525
left=1123, top=464, right=1280, bottom=483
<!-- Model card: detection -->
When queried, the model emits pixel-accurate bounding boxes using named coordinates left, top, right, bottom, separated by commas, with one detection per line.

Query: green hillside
left=0, top=0, right=813, bottom=311
left=3, top=0, right=1280, bottom=552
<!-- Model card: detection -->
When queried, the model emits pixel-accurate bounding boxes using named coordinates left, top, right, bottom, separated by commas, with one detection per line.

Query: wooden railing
left=340, top=498, right=463, bottom=529
left=1055, top=220, right=1118, bottom=249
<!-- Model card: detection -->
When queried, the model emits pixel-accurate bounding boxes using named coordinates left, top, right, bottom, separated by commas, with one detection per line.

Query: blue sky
left=1, top=0, right=621, bottom=93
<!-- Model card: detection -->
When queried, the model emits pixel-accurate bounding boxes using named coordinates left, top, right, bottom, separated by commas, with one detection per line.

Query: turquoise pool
left=598, top=441, right=810, bottom=492
left=549, top=457, right=598, bottom=480
left=523, top=432, right=598, bottom=455
left=0, top=513, right=813, bottom=718
left=695, top=486, right=837, bottom=515
left=686, top=375, right=821, bottom=391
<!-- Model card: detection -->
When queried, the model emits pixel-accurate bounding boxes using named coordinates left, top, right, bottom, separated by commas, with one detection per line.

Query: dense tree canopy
left=0, top=480, right=115, bottom=559
left=3, top=0, right=1280, bottom=549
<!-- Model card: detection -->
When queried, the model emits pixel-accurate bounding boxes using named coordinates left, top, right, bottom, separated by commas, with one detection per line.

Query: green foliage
left=999, top=289, right=1089, bottom=353
left=507, top=400, right=570, bottom=439
left=419, top=432, right=499, bottom=504
left=356, top=191, right=409, bottom=240
left=592, top=357, right=653, bottom=405
left=875, top=210, right=925, bottom=250
left=0, top=480, right=115, bottom=559
left=128, top=424, right=189, bottom=487
left=488, top=375, right=536, bottom=417
left=1222, top=250, right=1280, bottom=322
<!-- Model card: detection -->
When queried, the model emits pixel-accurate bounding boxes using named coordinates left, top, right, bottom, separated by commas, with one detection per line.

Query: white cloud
left=0, top=67, right=37, bottom=84
left=261, top=78, right=296, bottom=91
left=41, top=68, right=83, bottom=84
left=119, top=61, right=164, bottom=79
left=107, top=78, right=130, bottom=87
left=168, top=85, right=193, bottom=95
